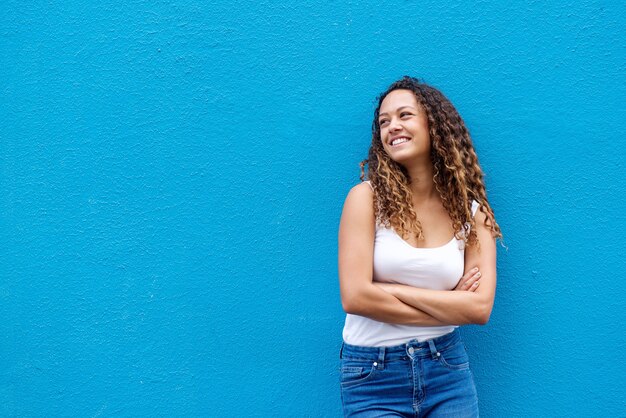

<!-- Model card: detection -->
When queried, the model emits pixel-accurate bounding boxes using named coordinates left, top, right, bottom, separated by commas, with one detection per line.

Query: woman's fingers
left=454, top=272, right=470, bottom=290
left=458, top=268, right=478, bottom=289
left=465, top=271, right=481, bottom=291
left=455, top=267, right=481, bottom=291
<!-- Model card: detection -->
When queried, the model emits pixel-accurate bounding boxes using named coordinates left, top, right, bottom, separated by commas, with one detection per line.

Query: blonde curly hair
left=360, top=76, right=502, bottom=248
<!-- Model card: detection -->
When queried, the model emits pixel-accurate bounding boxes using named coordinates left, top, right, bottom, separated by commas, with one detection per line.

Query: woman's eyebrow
left=379, top=106, right=416, bottom=117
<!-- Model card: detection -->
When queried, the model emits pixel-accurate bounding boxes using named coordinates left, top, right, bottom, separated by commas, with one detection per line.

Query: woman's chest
left=373, top=228, right=465, bottom=290
left=404, top=199, right=456, bottom=248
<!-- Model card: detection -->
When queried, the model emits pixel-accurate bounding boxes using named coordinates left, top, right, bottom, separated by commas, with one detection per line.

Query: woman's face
left=378, top=89, right=430, bottom=164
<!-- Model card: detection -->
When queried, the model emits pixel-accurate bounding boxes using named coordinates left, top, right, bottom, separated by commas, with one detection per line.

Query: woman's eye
left=401, top=112, right=412, bottom=117
left=379, top=120, right=389, bottom=126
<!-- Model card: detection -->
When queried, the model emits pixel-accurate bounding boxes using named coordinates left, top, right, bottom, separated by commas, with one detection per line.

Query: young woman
left=338, top=76, right=502, bottom=417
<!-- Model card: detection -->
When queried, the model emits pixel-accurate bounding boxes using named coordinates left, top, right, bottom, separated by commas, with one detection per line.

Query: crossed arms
left=338, top=183, right=497, bottom=327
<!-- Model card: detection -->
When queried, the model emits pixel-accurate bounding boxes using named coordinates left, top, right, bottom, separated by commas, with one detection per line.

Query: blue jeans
left=339, top=329, right=479, bottom=417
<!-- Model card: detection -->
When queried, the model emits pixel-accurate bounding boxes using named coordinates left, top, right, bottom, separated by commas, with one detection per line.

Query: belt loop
left=339, top=342, right=344, bottom=359
left=427, top=339, right=441, bottom=360
left=377, top=347, right=385, bottom=369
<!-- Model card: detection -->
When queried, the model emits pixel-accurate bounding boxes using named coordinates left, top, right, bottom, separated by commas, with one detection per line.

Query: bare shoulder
left=474, top=204, right=488, bottom=225
left=464, top=202, right=497, bottom=303
left=341, top=182, right=374, bottom=227
left=468, top=203, right=497, bottom=257
left=350, top=181, right=374, bottom=197
left=342, top=182, right=374, bottom=216
left=473, top=204, right=495, bottom=240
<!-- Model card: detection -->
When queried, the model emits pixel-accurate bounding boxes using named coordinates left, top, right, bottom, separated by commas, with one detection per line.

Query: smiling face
left=378, top=89, right=431, bottom=165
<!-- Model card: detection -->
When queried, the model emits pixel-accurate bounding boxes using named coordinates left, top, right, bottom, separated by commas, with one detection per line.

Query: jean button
left=408, top=347, right=415, bottom=354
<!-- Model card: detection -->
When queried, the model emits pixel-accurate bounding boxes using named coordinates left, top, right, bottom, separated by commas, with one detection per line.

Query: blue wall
left=2, top=1, right=624, bottom=416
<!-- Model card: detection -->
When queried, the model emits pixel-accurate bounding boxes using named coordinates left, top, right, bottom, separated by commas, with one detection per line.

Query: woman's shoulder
left=342, top=181, right=375, bottom=221
left=347, top=180, right=374, bottom=197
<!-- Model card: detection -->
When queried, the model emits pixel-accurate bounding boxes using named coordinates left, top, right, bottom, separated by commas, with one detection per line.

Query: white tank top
left=342, top=181, right=479, bottom=346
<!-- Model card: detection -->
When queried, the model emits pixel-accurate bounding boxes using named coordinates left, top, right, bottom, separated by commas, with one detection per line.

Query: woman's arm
left=338, top=183, right=449, bottom=326
left=374, top=208, right=497, bottom=325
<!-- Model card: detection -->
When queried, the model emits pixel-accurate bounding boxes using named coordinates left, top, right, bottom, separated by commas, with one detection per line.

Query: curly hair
left=359, top=76, right=502, bottom=248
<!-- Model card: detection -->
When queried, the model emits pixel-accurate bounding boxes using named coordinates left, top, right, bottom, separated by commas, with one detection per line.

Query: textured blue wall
left=2, top=1, right=624, bottom=416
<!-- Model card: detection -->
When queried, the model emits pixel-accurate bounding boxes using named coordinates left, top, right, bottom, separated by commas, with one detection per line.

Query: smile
left=390, top=137, right=411, bottom=146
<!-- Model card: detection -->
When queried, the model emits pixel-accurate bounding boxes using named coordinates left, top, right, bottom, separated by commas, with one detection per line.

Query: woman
left=338, top=76, right=502, bottom=417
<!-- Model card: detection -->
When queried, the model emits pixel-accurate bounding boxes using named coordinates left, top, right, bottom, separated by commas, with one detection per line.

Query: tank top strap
left=471, top=200, right=479, bottom=217
left=459, top=200, right=480, bottom=241
left=364, top=180, right=374, bottom=192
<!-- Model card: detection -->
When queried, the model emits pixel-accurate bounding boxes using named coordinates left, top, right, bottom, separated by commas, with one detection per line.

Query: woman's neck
left=406, top=162, right=438, bottom=201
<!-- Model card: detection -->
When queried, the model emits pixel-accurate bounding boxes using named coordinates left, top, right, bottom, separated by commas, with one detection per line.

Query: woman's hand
left=454, top=267, right=481, bottom=292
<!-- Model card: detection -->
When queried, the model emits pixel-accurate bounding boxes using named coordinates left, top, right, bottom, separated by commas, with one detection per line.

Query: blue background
left=2, top=1, right=625, bottom=416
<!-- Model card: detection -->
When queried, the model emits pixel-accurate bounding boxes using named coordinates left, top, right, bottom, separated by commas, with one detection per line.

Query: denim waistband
left=340, top=329, right=463, bottom=362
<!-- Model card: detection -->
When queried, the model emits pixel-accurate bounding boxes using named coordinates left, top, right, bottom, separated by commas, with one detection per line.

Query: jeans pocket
left=340, top=360, right=378, bottom=387
left=438, top=343, right=470, bottom=371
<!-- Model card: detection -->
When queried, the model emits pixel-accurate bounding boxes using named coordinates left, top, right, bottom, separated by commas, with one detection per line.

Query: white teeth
left=391, top=137, right=410, bottom=146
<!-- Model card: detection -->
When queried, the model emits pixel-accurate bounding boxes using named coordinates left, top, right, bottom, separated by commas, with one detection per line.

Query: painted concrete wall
left=2, top=1, right=624, bottom=416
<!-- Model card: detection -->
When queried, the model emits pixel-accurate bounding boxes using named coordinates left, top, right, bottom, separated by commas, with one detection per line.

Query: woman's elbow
left=341, top=297, right=357, bottom=314
left=473, top=303, right=493, bottom=325
left=341, top=291, right=363, bottom=315
left=341, top=286, right=374, bottom=315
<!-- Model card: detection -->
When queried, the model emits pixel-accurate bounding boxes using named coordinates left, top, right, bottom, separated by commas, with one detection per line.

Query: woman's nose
left=388, top=118, right=402, bottom=131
